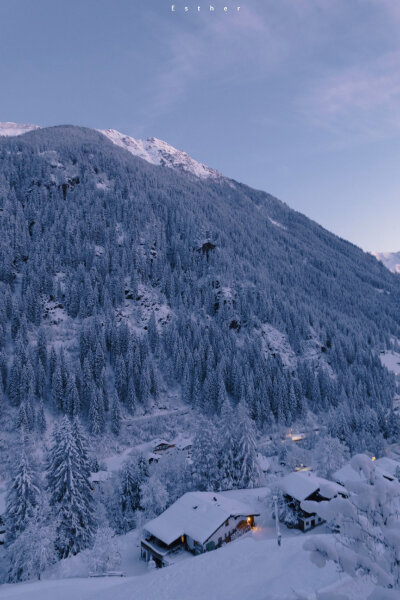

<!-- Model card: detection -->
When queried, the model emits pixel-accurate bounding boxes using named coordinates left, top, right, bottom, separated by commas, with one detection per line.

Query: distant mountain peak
left=0, top=121, right=40, bottom=136
left=0, top=122, right=220, bottom=180
left=99, top=128, right=221, bottom=180
left=371, top=251, right=400, bottom=274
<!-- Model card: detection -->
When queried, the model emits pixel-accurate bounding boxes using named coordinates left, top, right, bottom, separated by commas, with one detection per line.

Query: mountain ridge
left=0, top=121, right=220, bottom=180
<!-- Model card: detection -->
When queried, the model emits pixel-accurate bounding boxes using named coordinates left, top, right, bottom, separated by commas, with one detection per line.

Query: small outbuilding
left=141, top=491, right=259, bottom=567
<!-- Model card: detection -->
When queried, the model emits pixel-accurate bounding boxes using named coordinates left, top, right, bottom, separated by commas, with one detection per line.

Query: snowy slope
left=0, top=122, right=40, bottom=136
left=371, top=252, right=400, bottom=274
left=0, top=534, right=352, bottom=600
left=99, top=129, right=220, bottom=179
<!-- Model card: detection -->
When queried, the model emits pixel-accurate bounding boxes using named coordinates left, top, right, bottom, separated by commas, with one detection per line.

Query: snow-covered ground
left=0, top=531, right=363, bottom=600
left=380, top=350, right=400, bottom=376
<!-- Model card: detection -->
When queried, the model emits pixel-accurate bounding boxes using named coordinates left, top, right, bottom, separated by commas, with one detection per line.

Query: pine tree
left=52, top=361, right=64, bottom=412
left=191, top=417, right=220, bottom=491
left=66, top=375, right=80, bottom=417
left=37, top=398, right=47, bottom=434
left=5, top=442, right=40, bottom=545
left=88, top=386, right=104, bottom=435
left=0, top=378, right=3, bottom=419
left=7, top=519, right=56, bottom=582
left=16, top=403, right=28, bottom=430
left=118, top=456, right=148, bottom=532
left=140, top=475, right=168, bottom=520
left=147, top=312, right=158, bottom=353
left=47, top=417, right=96, bottom=557
left=218, top=398, right=238, bottom=491
left=235, top=401, right=260, bottom=489
left=126, top=376, right=136, bottom=414
left=111, top=392, right=121, bottom=435
left=37, top=327, right=48, bottom=373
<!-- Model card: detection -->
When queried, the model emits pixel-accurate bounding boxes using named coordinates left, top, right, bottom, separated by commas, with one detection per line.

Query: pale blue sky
left=0, top=0, right=399, bottom=251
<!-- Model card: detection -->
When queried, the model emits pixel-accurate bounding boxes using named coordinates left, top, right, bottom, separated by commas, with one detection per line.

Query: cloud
left=141, top=4, right=286, bottom=122
left=302, top=51, right=400, bottom=143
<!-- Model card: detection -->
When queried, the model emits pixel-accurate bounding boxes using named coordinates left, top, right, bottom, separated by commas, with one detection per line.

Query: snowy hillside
left=0, top=533, right=363, bottom=600
left=99, top=128, right=221, bottom=179
left=372, top=251, right=400, bottom=274
left=0, top=122, right=40, bottom=136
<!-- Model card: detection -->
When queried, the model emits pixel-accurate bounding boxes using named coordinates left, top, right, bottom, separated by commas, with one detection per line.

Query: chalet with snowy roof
left=279, top=471, right=346, bottom=532
left=153, top=439, right=175, bottom=454
left=141, top=491, right=259, bottom=567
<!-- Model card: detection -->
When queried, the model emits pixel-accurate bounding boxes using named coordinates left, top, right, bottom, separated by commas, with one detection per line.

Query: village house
left=153, top=439, right=176, bottom=454
left=279, top=471, right=346, bottom=532
left=141, top=491, right=259, bottom=567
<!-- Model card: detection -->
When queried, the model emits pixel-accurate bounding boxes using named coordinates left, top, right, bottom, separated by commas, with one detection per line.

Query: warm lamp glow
left=372, top=456, right=376, bottom=461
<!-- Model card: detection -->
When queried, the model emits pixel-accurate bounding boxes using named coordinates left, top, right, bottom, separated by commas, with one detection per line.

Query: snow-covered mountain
left=99, top=128, right=220, bottom=179
left=0, top=123, right=398, bottom=448
left=0, top=122, right=219, bottom=180
left=371, top=251, right=400, bottom=274
left=1, top=124, right=400, bottom=596
left=0, top=122, right=40, bottom=137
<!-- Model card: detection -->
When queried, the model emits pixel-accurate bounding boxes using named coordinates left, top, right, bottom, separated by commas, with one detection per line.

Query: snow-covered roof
left=144, top=491, right=259, bottom=546
left=333, top=459, right=396, bottom=486
left=280, top=471, right=345, bottom=502
left=333, top=463, right=367, bottom=486
left=153, top=439, right=174, bottom=448
left=374, top=457, right=400, bottom=478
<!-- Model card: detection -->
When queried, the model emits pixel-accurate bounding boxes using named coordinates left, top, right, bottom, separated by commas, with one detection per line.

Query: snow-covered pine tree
left=0, top=378, right=3, bottom=418
left=140, top=475, right=169, bottom=520
left=111, top=392, right=121, bottom=435
left=7, top=519, right=57, bottom=583
left=234, top=401, right=261, bottom=489
left=90, top=526, right=121, bottom=575
left=191, top=417, right=220, bottom=491
left=311, top=435, right=348, bottom=479
left=36, top=398, right=46, bottom=434
left=147, top=312, right=158, bottom=353
left=218, top=398, right=238, bottom=491
left=118, top=455, right=148, bottom=532
left=5, top=440, right=40, bottom=546
left=47, top=416, right=96, bottom=558
left=126, top=376, right=136, bottom=414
